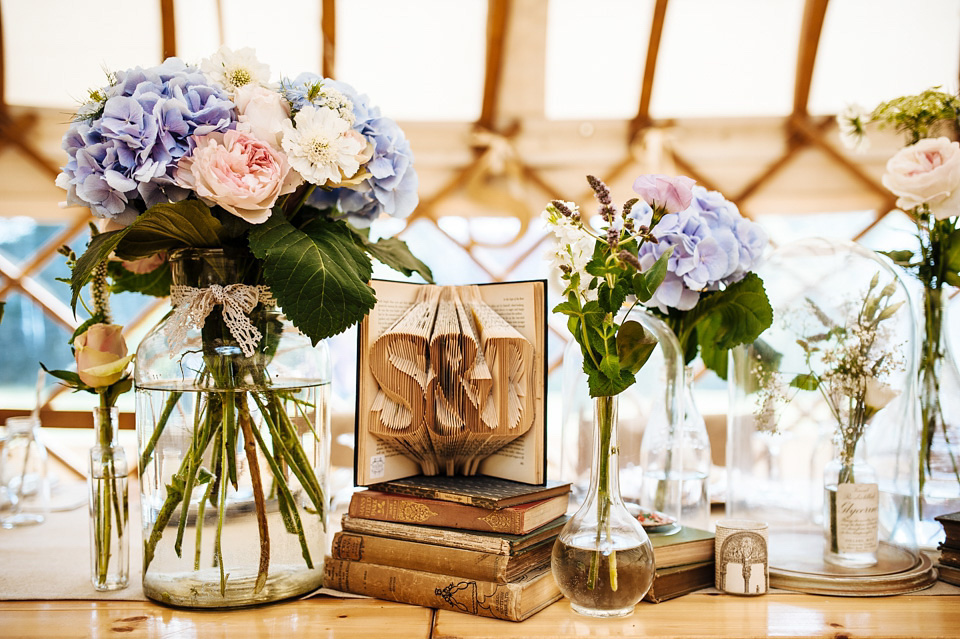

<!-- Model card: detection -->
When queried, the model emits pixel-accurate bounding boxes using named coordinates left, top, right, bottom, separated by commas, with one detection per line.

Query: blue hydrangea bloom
left=286, top=74, right=419, bottom=225
left=635, top=186, right=767, bottom=312
left=57, top=58, right=235, bottom=223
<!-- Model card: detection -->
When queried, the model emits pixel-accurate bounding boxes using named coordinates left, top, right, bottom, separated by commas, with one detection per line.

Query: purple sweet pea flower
left=632, top=174, right=696, bottom=214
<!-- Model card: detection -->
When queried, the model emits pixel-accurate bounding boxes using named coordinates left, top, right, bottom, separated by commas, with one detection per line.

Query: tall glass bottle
left=552, top=395, right=655, bottom=617
left=89, top=405, right=129, bottom=590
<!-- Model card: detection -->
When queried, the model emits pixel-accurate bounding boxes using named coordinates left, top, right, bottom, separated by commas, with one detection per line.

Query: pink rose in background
left=75, top=323, right=133, bottom=388
left=632, top=174, right=696, bottom=215
left=882, top=137, right=960, bottom=220
left=176, top=130, right=302, bottom=224
left=121, top=251, right=166, bottom=274
left=234, top=84, right=290, bottom=149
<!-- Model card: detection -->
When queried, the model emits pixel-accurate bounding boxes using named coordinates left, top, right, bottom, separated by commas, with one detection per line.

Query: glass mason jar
left=135, top=248, right=331, bottom=608
left=552, top=395, right=655, bottom=617
left=89, top=406, right=129, bottom=591
left=823, top=447, right=879, bottom=568
left=0, top=416, right=49, bottom=528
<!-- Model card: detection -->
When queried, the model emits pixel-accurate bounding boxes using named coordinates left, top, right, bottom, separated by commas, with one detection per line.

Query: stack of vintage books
left=644, top=525, right=716, bottom=602
left=936, top=512, right=960, bottom=586
left=323, top=476, right=571, bottom=621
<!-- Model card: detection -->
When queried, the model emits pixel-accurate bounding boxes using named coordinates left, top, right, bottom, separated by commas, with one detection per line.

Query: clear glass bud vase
left=89, top=406, right=129, bottom=591
left=0, top=416, right=49, bottom=528
left=823, top=445, right=879, bottom=568
left=552, top=395, right=655, bottom=617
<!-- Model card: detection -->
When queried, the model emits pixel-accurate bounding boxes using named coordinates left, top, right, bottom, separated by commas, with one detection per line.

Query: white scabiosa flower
left=201, top=46, right=272, bottom=93
left=281, top=105, right=371, bottom=187
left=837, top=103, right=871, bottom=153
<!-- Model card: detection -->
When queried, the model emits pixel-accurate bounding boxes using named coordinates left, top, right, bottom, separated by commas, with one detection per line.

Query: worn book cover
left=348, top=490, right=568, bottom=535
left=323, top=558, right=561, bottom=622
left=644, top=560, right=715, bottom=603
left=651, top=526, right=715, bottom=569
left=340, top=514, right=568, bottom=555
left=937, top=562, right=960, bottom=587
left=367, top=475, right=571, bottom=509
left=938, top=545, right=960, bottom=568
left=331, top=531, right=555, bottom=583
left=935, top=512, right=960, bottom=541
left=355, top=279, right=547, bottom=487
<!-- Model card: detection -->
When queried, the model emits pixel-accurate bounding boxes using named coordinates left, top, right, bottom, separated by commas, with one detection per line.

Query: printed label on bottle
left=836, top=483, right=879, bottom=553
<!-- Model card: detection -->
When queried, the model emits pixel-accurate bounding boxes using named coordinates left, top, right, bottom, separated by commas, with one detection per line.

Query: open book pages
left=356, top=279, right=546, bottom=486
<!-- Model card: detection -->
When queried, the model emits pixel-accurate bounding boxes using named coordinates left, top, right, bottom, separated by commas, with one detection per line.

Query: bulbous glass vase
left=552, top=395, right=655, bottom=617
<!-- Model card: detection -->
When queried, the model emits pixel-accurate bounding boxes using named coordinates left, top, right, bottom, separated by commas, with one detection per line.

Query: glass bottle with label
left=823, top=445, right=879, bottom=567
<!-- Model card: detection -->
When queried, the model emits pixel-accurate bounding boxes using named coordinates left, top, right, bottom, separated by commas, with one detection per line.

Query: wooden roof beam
left=322, top=0, right=336, bottom=78
left=793, top=0, right=829, bottom=117
left=630, top=0, right=669, bottom=139
left=478, top=0, right=511, bottom=131
left=160, top=0, right=177, bottom=58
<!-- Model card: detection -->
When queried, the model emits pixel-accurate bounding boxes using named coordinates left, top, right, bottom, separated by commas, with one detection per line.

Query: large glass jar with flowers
left=57, top=47, right=430, bottom=608
left=839, top=90, right=960, bottom=545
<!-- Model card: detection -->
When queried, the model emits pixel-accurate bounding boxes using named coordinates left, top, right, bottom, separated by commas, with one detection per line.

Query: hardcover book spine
left=349, top=492, right=526, bottom=534
left=340, top=516, right=512, bottom=554
left=331, top=532, right=512, bottom=583
left=324, top=558, right=541, bottom=621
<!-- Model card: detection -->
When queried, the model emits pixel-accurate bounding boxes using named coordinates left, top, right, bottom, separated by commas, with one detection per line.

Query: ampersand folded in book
left=357, top=280, right=545, bottom=481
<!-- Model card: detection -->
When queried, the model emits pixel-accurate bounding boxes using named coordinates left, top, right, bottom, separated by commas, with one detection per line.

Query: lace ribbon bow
left=166, top=284, right=276, bottom=358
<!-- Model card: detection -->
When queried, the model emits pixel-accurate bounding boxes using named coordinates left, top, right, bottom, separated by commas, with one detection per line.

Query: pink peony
left=632, top=174, right=696, bottom=215
left=234, top=84, right=290, bottom=149
left=121, top=251, right=166, bottom=274
left=176, top=130, right=302, bottom=224
left=75, top=323, right=133, bottom=387
left=882, top=137, right=960, bottom=220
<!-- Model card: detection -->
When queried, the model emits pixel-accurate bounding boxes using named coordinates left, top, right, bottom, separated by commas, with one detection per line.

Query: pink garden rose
left=882, top=137, right=960, bottom=220
left=121, top=251, right=166, bottom=274
left=75, top=323, right=133, bottom=388
left=176, top=130, right=302, bottom=224
left=632, top=174, right=696, bottom=215
left=234, top=84, right=290, bottom=149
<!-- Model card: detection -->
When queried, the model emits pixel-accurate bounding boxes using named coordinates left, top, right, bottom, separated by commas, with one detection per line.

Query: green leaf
left=642, top=247, right=672, bottom=299
left=598, top=279, right=629, bottom=314
left=585, top=362, right=635, bottom=397
left=40, top=363, right=87, bottom=389
left=616, top=320, right=657, bottom=374
left=347, top=227, right=434, bottom=283
left=107, top=260, right=172, bottom=298
left=70, top=201, right=221, bottom=310
left=114, top=201, right=222, bottom=259
left=248, top=215, right=377, bottom=344
left=691, top=273, right=773, bottom=377
left=945, top=230, right=960, bottom=276
left=790, top=373, right=820, bottom=391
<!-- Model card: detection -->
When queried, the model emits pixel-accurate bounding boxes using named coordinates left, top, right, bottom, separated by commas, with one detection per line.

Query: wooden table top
left=2, top=590, right=959, bottom=639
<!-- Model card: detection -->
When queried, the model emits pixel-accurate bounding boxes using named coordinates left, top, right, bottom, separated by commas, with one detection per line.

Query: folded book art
left=355, top=280, right=546, bottom=485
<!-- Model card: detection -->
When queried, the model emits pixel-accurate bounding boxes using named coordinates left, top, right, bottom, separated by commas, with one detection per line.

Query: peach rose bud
left=75, top=323, right=133, bottom=387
